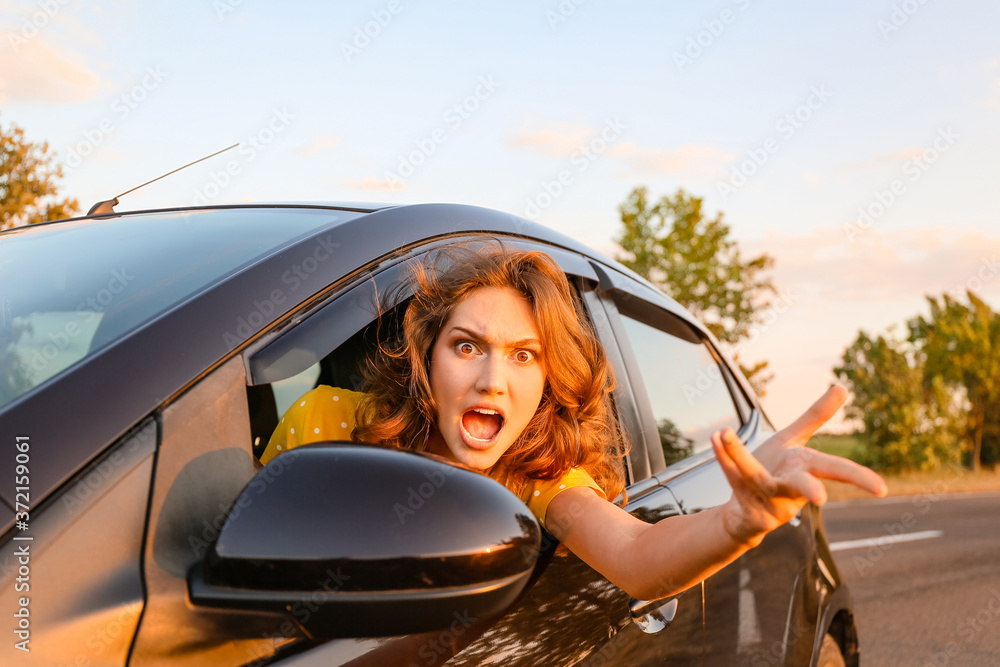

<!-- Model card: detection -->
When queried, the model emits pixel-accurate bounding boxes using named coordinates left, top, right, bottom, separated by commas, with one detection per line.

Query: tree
left=835, top=329, right=962, bottom=472
left=615, top=186, right=776, bottom=394
left=1, top=117, right=78, bottom=230
left=908, top=291, right=1000, bottom=472
left=834, top=290, right=1000, bottom=473
left=657, top=417, right=694, bottom=467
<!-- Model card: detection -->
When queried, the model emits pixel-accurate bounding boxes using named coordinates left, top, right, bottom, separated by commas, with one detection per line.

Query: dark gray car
left=0, top=203, right=856, bottom=665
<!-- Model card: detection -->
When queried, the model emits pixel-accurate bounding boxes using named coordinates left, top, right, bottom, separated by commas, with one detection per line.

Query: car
left=0, top=202, right=857, bottom=666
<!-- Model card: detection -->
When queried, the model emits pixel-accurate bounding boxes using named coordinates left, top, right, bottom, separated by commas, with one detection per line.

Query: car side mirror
left=187, top=443, right=541, bottom=639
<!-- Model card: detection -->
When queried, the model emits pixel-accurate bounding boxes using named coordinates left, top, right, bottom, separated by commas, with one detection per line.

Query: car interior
left=247, top=301, right=407, bottom=462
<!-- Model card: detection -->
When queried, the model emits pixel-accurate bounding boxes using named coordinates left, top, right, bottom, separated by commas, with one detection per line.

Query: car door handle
left=629, top=596, right=679, bottom=634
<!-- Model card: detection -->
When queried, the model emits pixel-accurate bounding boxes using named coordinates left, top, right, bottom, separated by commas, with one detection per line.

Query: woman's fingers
left=769, top=448, right=887, bottom=504
left=711, top=430, right=744, bottom=488
left=714, top=428, right=888, bottom=503
left=774, top=468, right=829, bottom=506
left=710, top=388, right=887, bottom=550
left=776, top=385, right=849, bottom=446
left=711, top=417, right=887, bottom=538
left=795, top=448, right=888, bottom=497
left=714, top=428, right=777, bottom=497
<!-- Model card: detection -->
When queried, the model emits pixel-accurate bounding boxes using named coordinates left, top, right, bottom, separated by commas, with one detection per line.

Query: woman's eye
left=515, top=350, right=535, bottom=363
left=458, top=342, right=476, bottom=355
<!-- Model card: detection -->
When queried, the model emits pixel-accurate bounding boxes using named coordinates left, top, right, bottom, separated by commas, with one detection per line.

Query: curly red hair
left=354, top=240, right=628, bottom=504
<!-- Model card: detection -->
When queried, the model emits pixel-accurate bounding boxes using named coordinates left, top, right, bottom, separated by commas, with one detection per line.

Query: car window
left=238, top=246, right=648, bottom=663
left=0, top=208, right=361, bottom=409
left=618, top=312, right=743, bottom=466
left=244, top=238, right=606, bottom=464
left=247, top=298, right=406, bottom=458
left=273, top=362, right=322, bottom=417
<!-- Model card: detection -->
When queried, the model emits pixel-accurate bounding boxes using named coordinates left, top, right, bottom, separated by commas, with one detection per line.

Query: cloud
left=842, top=148, right=925, bottom=173
left=0, top=31, right=105, bottom=104
left=507, top=122, right=594, bottom=159
left=989, top=77, right=1000, bottom=111
left=609, top=141, right=735, bottom=177
left=507, top=121, right=732, bottom=178
left=347, top=176, right=402, bottom=191
left=749, top=227, right=1000, bottom=304
left=297, top=133, right=343, bottom=156
left=90, top=146, right=129, bottom=164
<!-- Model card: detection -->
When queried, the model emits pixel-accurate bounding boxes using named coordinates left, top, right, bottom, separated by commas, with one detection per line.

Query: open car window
left=242, top=237, right=607, bottom=463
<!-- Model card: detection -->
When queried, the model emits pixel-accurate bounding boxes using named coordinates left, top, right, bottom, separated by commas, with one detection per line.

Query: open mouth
left=461, top=407, right=505, bottom=443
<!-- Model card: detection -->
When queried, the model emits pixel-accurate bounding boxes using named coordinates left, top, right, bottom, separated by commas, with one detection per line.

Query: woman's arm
left=544, top=385, right=886, bottom=601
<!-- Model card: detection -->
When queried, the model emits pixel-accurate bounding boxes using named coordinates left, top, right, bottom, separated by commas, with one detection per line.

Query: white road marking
left=736, top=567, right=762, bottom=651
left=829, top=529, right=944, bottom=552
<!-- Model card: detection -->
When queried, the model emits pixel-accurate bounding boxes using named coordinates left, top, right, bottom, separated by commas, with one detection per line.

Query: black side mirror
left=188, top=443, right=541, bottom=638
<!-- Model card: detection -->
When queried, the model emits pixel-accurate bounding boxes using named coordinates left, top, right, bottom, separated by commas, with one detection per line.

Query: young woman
left=260, top=241, right=886, bottom=601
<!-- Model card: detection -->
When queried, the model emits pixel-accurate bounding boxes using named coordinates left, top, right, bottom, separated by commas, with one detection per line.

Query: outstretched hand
left=711, top=385, right=887, bottom=548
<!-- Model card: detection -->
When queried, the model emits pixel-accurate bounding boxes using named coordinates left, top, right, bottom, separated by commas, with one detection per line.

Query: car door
left=0, top=419, right=155, bottom=666
left=597, top=265, right=824, bottom=666
left=568, top=276, right=710, bottom=666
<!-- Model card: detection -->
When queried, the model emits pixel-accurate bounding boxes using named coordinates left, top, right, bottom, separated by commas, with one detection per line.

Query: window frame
left=244, top=236, right=600, bottom=384
left=241, top=236, right=645, bottom=484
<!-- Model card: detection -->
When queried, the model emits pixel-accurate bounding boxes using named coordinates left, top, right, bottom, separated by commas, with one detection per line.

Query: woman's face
left=427, top=286, right=546, bottom=470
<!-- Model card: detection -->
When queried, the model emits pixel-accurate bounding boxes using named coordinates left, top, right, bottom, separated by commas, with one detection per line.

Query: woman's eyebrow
left=449, top=326, right=541, bottom=349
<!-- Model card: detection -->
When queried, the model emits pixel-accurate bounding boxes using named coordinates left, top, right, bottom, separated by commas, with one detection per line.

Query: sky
left=2, top=0, right=998, bottom=431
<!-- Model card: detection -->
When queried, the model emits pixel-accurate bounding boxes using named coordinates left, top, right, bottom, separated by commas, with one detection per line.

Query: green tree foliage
left=836, top=290, right=1000, bottom=473
left=615, top=186, right=776, bottom=394
left=1, top=117, right=78, bottom=230
left=908, top=292, right=1000, bottom=471
left=835, top=330, right=962, bottom=472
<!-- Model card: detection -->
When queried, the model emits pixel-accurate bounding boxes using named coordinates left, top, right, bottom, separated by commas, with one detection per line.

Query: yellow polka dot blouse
left=260, top=385, right=605, bottom=529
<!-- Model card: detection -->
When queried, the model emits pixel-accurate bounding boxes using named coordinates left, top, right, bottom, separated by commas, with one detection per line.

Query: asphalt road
left=822, top=490, right=1000, bottom=667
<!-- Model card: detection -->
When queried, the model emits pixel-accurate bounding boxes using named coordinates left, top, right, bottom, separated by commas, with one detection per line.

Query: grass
left=820, top=468, right=1000, bottom=501
left=808, top=433, right=1000, bottom=501
left=809, top=433, right=866, bottom=461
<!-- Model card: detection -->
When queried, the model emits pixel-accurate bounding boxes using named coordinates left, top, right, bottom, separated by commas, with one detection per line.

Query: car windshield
left=0, top=207, right=363, bottom=409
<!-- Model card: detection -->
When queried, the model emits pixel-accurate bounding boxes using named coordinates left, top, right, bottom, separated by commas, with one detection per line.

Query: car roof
left=0, top=201, right=399, bottom=236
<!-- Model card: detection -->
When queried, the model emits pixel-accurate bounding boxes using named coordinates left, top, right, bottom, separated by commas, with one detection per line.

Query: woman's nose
left=476, top=354, right=507, bottom=395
